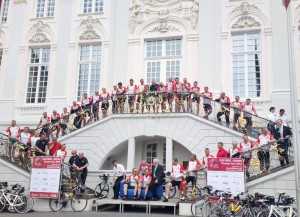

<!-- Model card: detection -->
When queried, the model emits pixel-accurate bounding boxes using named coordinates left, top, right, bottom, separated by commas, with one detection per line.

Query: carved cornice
left=79, top=16, right=102, bottom=41
left=147, top=19, right=180, bottom=33
left=129, top=0, right=199, bottom=34
left=232, top=15, right=260, bottom=29
left=28, top=21, right=51, bottom=44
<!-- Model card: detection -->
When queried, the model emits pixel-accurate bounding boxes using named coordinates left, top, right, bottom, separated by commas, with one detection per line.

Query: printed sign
left=207, top=158, right=245, bottom=195
left=30, top=156, right=61, bottom=199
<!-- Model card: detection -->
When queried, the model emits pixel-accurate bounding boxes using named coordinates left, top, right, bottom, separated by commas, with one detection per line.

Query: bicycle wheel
left=14, top=195, right=28, bottom=214
left=71, top=197, right=88, bottom=212
left=191, top=200, right=206, bottom=217
left=94, top=183, right=109, bottom=199
left=0, top=196, right=6, bottom=212
left=49, top=198, right=65, bottom=212
left=256, top=210, right=269, bottom=217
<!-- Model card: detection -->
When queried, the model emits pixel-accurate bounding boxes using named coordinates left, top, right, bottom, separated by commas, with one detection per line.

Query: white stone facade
left=0, top=0, right=299, bottom=127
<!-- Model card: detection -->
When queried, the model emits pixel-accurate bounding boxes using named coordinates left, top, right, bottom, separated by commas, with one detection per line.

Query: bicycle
left=0, top=183, right=32, bottom=214
left=94, top=174, right=112, bottom=199
left=49, top=173, right=88, bottom=212
left=256, top=193, right=297, bottom=217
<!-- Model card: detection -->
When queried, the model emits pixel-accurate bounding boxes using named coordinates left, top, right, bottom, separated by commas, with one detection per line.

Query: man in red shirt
left=48, top=137, right=62, bottom=156
left=216, top=142, right=229, bottom=158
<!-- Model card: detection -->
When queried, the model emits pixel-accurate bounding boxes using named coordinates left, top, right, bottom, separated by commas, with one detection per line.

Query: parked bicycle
left=0, top=182, right=32, bottom=214
left=94, top=174, right=112, bottom=199
left=49, top=176, right=88, bottom=212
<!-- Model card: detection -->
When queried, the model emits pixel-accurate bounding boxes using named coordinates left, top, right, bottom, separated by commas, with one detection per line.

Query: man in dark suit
left=274, top=120, right=292, bottom=166
left=151, top=159, right=165, bottom=200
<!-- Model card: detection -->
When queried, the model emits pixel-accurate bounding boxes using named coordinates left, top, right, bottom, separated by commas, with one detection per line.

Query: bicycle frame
left=268, top=205, right=295, bottom=217
left=0, top=190, right=24, bottom=207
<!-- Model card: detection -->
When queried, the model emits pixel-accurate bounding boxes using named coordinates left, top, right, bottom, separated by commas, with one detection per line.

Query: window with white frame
left=145, top=143, right=157, bottom=164
left=26, top=48, right=50, bottom=104
left=144, top=38, right=182, bottom=83
left=232, top=32, right=261, bottom=98
left=82, top=0, right=104, bottom=14
left=77, top=44, right=101, bottom=99
left=36, top=0, right=55, bottom=18
left=1, top=0, right=9, bottom=23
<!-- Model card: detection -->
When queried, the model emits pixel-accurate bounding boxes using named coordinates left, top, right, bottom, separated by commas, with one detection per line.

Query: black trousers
left=257, top=150, right=270, bottom=171
left=113, top=176, right=123, bottom=199
left=278, top=142, right=289, bottom=166
left=217, top=110, right=230, bottom=125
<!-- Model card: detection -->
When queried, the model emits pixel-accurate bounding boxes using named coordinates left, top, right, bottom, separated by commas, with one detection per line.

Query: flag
left=283, top=0, right=291, bottom=10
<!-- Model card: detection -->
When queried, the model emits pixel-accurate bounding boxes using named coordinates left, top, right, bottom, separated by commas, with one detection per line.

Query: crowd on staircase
left=1, top=77, right=293, bottom=194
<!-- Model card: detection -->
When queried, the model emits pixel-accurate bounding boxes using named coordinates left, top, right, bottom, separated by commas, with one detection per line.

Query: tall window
left=82, top=0, right=104, bottom=14
left=77, top=44, right=101, bottom=98
left=145, top=144, right=157, bottom=164
left=232, top=32, right=261, bottom=98
left=26, top=48, right=50, bottom=104
left=36, top=0, right=55, bottom=18
left=1, top=0, right=9, bottom=23
left=144, top=38, right=182, bottom=83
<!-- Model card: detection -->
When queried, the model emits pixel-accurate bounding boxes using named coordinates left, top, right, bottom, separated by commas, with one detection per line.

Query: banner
left=30, top=156, right=61, bottom=199
left=207, top=158, right=245, bottom=195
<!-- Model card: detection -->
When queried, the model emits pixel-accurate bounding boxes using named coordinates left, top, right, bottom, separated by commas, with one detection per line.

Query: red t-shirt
left=216, top=147, right=230, bottom=158
left=49, top=142, right=62, bottom=156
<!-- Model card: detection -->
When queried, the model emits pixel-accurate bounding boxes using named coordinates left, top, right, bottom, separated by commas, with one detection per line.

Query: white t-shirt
left=113, top=163, right=125, bottom=177
left=19, top=132, right=31, bottom=145
left=172, top=164, right=183, bottom=181
left=258, top=134, right=272, bottom=151
left=268, top=112, right=278, bottom=122
left=7, top=126, right=20, bottom=139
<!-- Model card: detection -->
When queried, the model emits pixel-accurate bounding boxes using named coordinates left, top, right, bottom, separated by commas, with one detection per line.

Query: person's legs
left=265, top=151, right=270, bottom=171
left=217, top=111, right=224, bottom=122
left=113, top=176, right=122, bottom=199
left=225, top=111, right=230, bottom=127
left=257, top=150, right=264, bottom=172
left=123, top=183, right=128, bottom=198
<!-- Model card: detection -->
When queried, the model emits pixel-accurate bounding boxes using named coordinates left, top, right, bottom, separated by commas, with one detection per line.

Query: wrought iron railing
left=45, top=92, right=273, bottom=139
left=244, top=142, right=294, bottom=181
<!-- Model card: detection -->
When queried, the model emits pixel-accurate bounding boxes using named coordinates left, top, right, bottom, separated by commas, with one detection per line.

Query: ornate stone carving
left=79, top=16, right=102, bottom=40
left=129, top=0, right=199, bottom=34
left=29, top=21, right=51, bottom=43
left=230, top=2, right=262, bottom=29
left=232, top=16, right=260, bottom=29
left=147, top=19, right=180, bottom=33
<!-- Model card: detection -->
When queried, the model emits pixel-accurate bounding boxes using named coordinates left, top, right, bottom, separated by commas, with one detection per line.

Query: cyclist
left=164, top=158, right=185, bottom=202
left=123, top=168, right=139, bottom=200
left=73, top=152, right=89, bottom=192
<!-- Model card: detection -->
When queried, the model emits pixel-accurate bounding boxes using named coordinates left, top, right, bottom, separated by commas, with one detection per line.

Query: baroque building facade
left=0, top=0, right=299, bottom=126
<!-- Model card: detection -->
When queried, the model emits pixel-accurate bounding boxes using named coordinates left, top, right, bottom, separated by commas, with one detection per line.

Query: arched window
left=232, top=31, right=261, bottom=98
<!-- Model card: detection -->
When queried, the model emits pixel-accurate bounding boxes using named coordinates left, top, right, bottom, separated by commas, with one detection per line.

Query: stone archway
left=60, top=113, right=243, bottom=171
left=100, top=135, right=192, bottom=171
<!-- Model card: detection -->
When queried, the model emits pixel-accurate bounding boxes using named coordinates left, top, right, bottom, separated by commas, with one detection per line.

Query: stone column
left=127, top=137, right=136, bottom=171
left=270, top=0, right=291, bottom=114
left=165, top=137, right=173, bottom=172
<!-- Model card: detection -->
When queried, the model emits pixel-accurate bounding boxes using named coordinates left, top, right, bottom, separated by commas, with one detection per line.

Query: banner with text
left=30, top=156, right=61, bottom=199
left=207, top=158, right=245, bottom=195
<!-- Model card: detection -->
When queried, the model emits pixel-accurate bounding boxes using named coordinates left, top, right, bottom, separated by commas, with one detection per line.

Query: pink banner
left=207, top=158, right=244, bottom=172
left=32, top=156, right=61, bottom=169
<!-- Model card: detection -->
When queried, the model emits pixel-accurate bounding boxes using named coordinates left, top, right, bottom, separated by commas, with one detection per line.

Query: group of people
left=31, top=77, right=263, bottom=139
left=5, top=120, right=67, bottom=162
